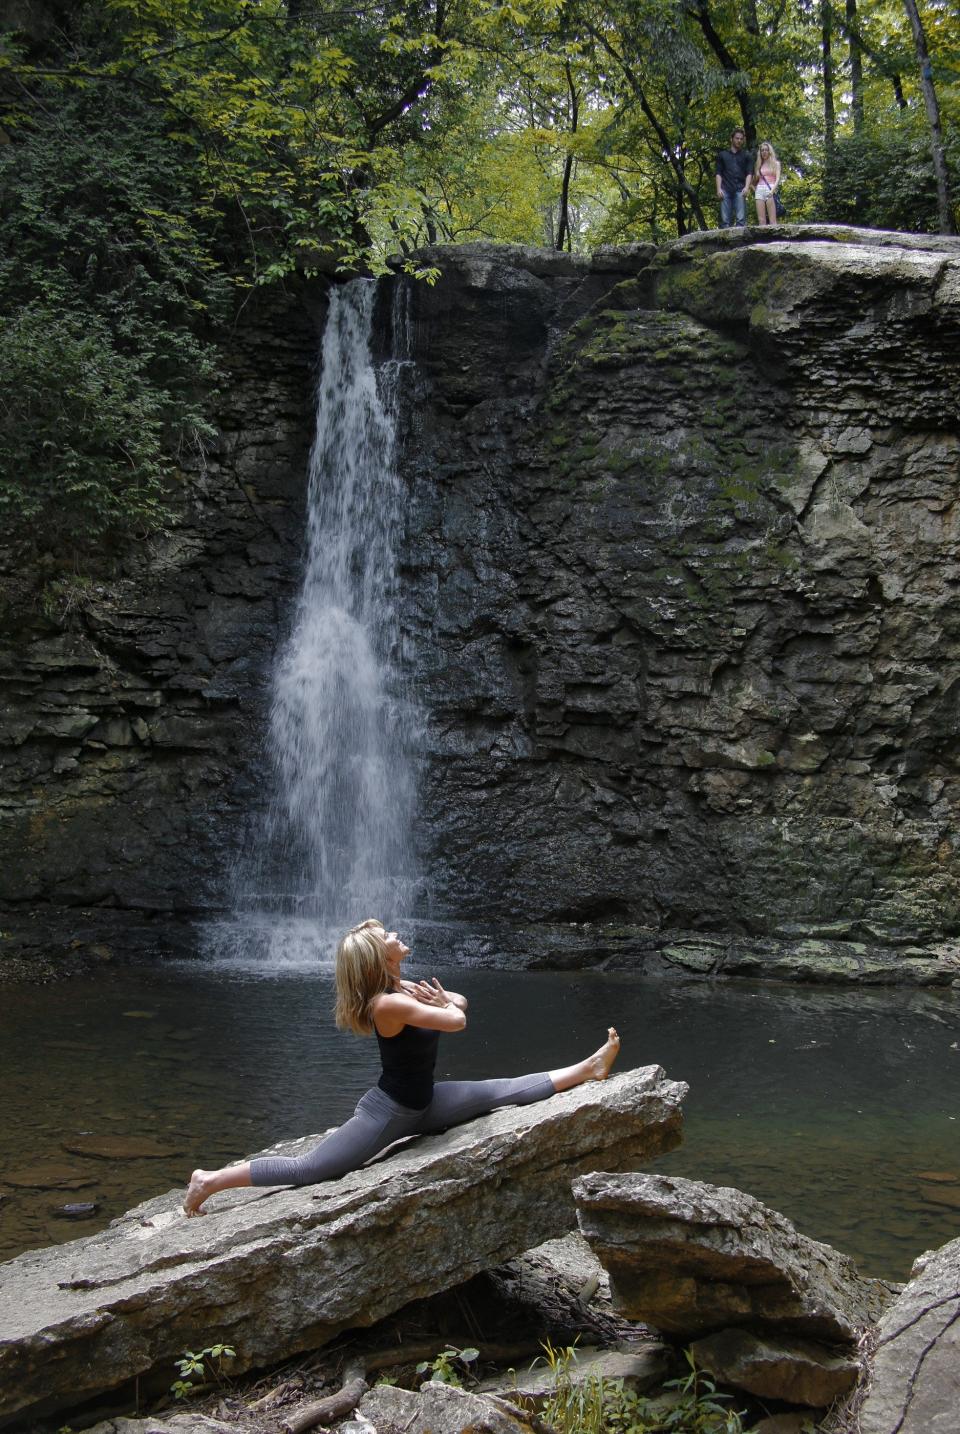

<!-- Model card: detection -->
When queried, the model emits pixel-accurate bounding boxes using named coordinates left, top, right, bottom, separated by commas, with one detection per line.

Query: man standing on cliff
left=715, top=128, right=752, bottom=228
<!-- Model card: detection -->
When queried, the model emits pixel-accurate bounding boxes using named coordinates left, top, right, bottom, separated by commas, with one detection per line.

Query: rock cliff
left=0, top=291, right=321, bottom=955
left=2, top=230, right=959, bottom=975
left=400, top=230, right=960, bottom=973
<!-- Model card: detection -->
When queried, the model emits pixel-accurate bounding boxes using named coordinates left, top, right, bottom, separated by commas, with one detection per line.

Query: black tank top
left=376, top=1023, right=440, bottom=1110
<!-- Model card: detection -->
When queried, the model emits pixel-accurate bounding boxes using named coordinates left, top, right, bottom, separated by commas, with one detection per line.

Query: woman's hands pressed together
left=411, top=976, right=453, bottom=1008
left=398, top=976, right=466, bottom=1010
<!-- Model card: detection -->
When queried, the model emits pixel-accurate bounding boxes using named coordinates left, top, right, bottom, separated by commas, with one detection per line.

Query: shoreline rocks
left=2, top=910, right=958, bottom=988
left=573, top=1171, right=896, bottom=1342
left=0, top=1066, right=685, bottom=1429
left=857, top=1235, right=960, bottom=1434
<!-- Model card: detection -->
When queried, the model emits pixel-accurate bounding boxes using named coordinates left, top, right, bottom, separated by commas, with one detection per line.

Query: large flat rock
left=573, top=1172, right=895, bottom=1340
left=859, top=1234, right=960, bottom=1434
left=0, top=1066, right=685, bottom=1428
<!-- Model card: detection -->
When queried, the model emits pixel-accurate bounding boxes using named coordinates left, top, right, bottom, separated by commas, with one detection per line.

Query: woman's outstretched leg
left=419, top=1027, right=620, bottom=1133
left=184, top=1162, right=252, bottom=1215
left=183, top=1088, right=423, bottom=1215
left=549, top=1026, right=620, bottom=1091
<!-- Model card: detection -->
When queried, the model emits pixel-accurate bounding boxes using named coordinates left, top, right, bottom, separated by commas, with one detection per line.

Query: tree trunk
left=580, top=19, right=708, bottom=230
left=846, top=0, right=864, bottom=134
left=821, top=0, right=836, bottom=213
left=691, top=0, right=755, bottom=146
left=902, top=0, right=956, bottom=234
left=555, top=61, right=579, bottom=251
left=846, top=0, right=865, bottom=219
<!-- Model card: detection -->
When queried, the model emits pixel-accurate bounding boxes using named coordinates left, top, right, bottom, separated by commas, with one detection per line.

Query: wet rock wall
left=397, top=232, right=960, bottom=976
left=0, top=291, right=321, bottom=945
left=2, top=231, right=959, bottom=981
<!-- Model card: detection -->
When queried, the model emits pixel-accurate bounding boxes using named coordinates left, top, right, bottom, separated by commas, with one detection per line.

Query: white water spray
left=212, top=280, right=421, bottom=966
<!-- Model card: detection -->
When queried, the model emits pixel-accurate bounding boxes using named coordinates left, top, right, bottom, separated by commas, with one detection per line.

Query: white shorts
left=755, top=182, right=775, bottom=201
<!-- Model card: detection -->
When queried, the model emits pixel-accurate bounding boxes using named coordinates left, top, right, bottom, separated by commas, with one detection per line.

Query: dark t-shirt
left=377, top=1023, right=440, bottom=1109
left=716, top=147, right=753, bottom=194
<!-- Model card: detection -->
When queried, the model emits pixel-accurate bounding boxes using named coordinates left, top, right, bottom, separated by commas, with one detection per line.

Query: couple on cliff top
left=183, top=918, right=620, bottom=1214
left=716, top=128, right=783, bottom=228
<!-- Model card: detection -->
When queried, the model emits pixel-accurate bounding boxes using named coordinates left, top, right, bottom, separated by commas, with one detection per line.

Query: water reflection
left=1, top=965, right=957, bottom=1279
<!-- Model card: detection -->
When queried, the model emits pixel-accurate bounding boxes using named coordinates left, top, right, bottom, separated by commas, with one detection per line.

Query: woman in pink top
left=752, top=141, right=782, bottom=226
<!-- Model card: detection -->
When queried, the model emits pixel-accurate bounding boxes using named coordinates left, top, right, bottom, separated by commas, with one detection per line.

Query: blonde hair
left=335, top=918, right=390, bottom=1035
left=754, top=142, right=779, bottom=178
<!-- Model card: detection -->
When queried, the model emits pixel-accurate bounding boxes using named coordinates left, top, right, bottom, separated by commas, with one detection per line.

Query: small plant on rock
left=415, top=1344, right=480, bottom=1388
left=533, top=1341, right=745, bottom=1434
left=537, top=1342, right=609, bottom=1434
left=170, top=1343, right=236, bottom=1400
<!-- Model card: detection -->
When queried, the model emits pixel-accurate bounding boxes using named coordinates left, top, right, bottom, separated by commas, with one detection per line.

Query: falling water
left=213, top=280, right=421, bottom=965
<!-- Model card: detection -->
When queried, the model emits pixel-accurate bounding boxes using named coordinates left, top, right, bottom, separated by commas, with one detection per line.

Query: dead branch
left=282, top=1362, right=367, bottom=1434
left=280, top=1337, right=558, bottom=1433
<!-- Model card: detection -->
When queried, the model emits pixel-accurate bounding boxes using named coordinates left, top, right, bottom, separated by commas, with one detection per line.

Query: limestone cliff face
left=0, top=293, right=320, bottom=940
left=1, top=232, right=959, bottom=978
left=398, top=231, right=960, bottom=973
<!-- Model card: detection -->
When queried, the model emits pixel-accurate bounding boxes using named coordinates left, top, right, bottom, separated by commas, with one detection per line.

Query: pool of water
left=1, top=959, right=958, bottom=1280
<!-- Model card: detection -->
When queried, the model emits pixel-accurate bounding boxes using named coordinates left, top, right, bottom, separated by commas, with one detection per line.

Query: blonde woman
left=184, top=919, right=620, bottom=1214
left=752, top=141, right=782, bottom=225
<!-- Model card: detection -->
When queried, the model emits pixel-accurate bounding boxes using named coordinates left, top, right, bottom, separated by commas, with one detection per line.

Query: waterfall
left=213, top=279, right=421, bottom=966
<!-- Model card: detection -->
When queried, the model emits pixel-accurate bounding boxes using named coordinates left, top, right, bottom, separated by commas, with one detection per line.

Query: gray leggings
left=249, top=1072, right=555, bottom=1187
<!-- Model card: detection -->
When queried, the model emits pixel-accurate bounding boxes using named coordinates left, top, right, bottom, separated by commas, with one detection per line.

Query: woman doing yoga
left=183, top=919, right=620, bottom=1215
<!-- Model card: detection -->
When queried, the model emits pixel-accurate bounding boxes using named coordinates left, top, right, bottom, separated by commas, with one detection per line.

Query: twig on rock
left=247, top=1378, right=296, bottom=1411
left=489, top=1395, right=560, bottom=1434
left=282, top=1361, right=367, bottom=1434
left=280, top=1337, right=559, bottom=1434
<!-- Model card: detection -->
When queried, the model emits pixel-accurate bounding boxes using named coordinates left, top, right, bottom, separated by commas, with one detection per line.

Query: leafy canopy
left=0, top=0, right=956, bottom=555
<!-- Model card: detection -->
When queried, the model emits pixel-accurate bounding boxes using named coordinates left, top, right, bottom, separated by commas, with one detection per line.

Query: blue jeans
left=720, top=188, right=746, bottom=227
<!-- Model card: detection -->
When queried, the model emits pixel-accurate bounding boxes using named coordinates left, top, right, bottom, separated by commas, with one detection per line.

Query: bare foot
left=588, top=1027, right=620, bottom=1081
left=183, top=1169, right=213, bottom=1217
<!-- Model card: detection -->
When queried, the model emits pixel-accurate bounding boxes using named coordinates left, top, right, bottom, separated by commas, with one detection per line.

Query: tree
left=901, top=0, right=957, bottom=233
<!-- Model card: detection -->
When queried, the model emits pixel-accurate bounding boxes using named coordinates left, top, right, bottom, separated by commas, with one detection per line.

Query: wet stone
left=51, top=1202, right=100, bottom=1220
left=61, top=1136, right=183, bottom=1161
left=921, top=1185, right=960, bottom=1210
left=4, top=1165, right=98, bottom=1190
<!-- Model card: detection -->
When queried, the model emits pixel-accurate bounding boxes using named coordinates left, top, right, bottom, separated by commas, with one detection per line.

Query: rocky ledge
left=858, top=1233, right=960, bottom=1434
left=0, top=1065, right=685, bottom=1428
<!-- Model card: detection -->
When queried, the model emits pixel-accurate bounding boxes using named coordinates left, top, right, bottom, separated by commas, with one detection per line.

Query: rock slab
left=573, top=1172, right=894, bottom=1340
left=858, top=1234, right=960, bottom=1434
left=690, top=1326, right=858, bottom=1406
left=0, top=1066, right=685, bottom=1428
left=358, top=1381, right=532, bottom=1433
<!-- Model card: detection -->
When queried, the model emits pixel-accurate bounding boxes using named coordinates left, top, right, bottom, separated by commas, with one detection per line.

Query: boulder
left=858, top=1234, right=960, bottom=1434
left=357, top=1381, right=533, bottom=1433
left=752, top=1416, right=818, bottom=1434
left=480, top=1343, right=671, bottom=1401
left=690, top=1327, right=858, bottom=1405
left=0, top=1066, right=685, bottom=1429
left=573, top=1172, right=894, bottom=1340
left=89, top=1420, right=233, bottom=1434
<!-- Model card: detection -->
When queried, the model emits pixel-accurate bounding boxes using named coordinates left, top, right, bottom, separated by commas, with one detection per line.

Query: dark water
left=1, top=961, right=958, bottom=1280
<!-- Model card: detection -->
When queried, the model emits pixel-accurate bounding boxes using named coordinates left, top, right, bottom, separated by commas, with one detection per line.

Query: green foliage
left=0, top=41, right=224, bottom=552
left=0, top=306, right=169, bottom=545
left=826, top=117, right=960, bottom=232
left=415, top=1344, right=480, bottom=1387
left=532, top=1343, right=745, bottom=1434
left=170, top=1342, right=236, bottom=1400
left=0, top=0, right=956, bottom=556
